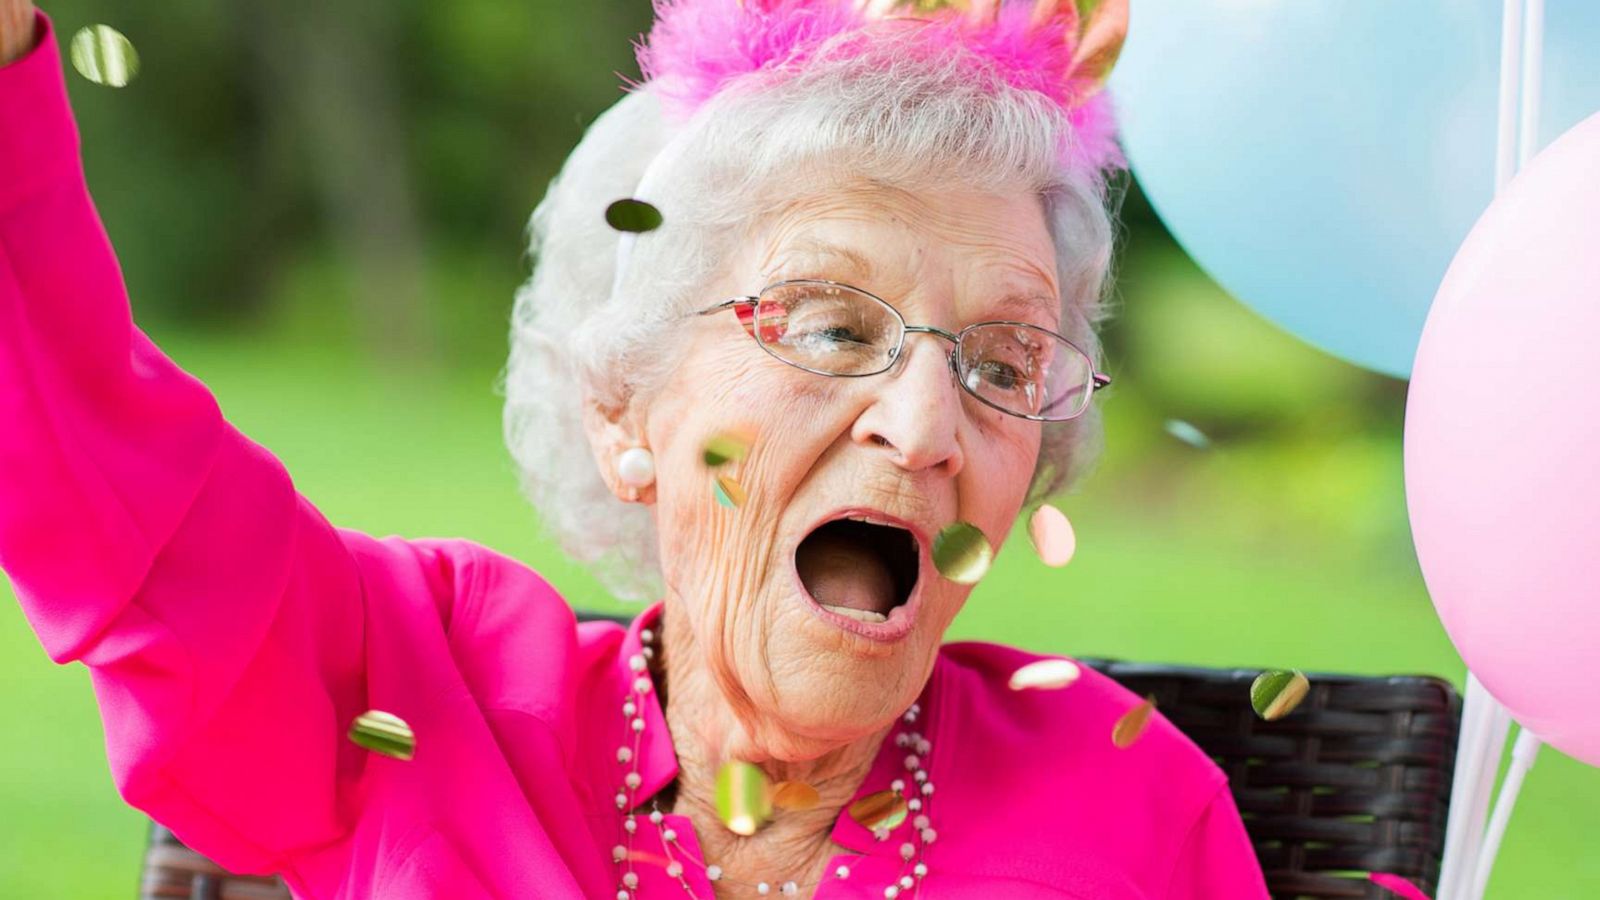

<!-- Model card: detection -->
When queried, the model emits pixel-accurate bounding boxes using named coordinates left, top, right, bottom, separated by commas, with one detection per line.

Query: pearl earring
left=617, top=447, right=656, bottom=489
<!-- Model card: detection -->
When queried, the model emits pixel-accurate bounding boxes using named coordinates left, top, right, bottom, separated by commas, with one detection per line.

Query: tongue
left=796, top=528, right=898, bottom=617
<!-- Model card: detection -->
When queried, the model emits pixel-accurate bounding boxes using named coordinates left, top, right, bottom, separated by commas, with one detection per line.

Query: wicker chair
left=1080, top=660, right=1460, bottom=899
left=139, top=613, right=1461, bottom=899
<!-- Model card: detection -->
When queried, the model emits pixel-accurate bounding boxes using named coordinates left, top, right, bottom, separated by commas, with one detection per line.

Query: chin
left=760, top=635, right=925, bottom=750
left=759, top=595, right=944, bottom=743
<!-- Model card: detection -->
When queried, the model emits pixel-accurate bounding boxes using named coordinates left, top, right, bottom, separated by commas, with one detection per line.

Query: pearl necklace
left=610, top=628, right=939, bottom=898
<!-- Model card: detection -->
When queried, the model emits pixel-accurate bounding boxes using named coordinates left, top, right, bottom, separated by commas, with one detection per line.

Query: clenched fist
left=1, top=0, right=36, bottom=67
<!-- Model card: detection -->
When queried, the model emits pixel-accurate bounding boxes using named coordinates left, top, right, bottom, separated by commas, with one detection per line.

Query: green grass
left=2, top=322, right=1596, bottom=898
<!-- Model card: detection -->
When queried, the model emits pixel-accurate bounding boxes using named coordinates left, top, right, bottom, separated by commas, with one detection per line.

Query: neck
left=653, top=599, right=891, bottom=892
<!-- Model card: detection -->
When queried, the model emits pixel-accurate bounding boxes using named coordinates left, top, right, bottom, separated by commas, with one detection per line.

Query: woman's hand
left=0, top=0, right=35, bottom=67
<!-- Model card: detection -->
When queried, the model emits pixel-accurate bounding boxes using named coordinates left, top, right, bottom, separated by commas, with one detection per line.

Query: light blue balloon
left=1109, top=1, right=1600, bottom=377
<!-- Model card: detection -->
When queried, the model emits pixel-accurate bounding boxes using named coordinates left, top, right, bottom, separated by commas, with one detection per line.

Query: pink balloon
left=1406, top=110, right=1600, bottom=767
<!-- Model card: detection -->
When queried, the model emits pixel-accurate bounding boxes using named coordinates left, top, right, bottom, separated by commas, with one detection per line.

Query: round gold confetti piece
left=715, top=760, right=772, bottom=836
left=932, top=521, right=992, bottom=585
left=1251, top=669, right=1310, bottom=721
left=605, top=198, right=664, bottom=233
left=1112, top=695, right=1157, bottom=749
left=847, top=789, right=909, bottom=832
left=1008, top=658, right=1081, bottom=691
left=702, top=430, right=752, bottom=468
left=771, top=780, right=821, bottom=812
left=69, top=25, right=140, bottom=88
left=713, top=474, right=746, bottom=509
left=1027, top=504, right=1076, bottom=567
left=1163, top=418, right=1212, bottom=449
left=348, top=710, right=415, bottom=761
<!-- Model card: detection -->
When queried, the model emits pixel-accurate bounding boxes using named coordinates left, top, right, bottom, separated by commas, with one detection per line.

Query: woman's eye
left=785, top=313, right=874, bottom=351
left=790, top=326, right=871, bottom=354
left=819, top=325, right=867, bottom=343
left=973, top=359, right=1027, bottom=390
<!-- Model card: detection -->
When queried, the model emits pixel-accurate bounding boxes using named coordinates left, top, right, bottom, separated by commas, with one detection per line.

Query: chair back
left=1079, top=659, right=1460, bottom=899
left=142, top=824, right=291, bottom=899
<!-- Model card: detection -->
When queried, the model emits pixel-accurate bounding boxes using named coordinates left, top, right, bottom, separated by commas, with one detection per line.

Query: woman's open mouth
left=794, top=511, right=924, bottom=641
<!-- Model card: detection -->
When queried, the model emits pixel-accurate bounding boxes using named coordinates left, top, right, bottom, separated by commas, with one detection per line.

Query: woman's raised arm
left=0, top=7, right=486, bottom=878
left=0, top=0, right=30, bottom=66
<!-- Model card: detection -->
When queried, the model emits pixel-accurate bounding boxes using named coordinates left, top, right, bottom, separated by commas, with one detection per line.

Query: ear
left=581, top=388, right=657, bottom=505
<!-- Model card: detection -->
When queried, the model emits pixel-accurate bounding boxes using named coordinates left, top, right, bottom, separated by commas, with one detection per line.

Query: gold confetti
left=348, top=710, right=415, bottom=761
left=702, top=430, right=752, bottom=467
left=69, top=25, right=139, bottom=88
left=932, top=521, right=992, bottom=584
left=1112, top=695, right=1156, bottom=749
left=771, top=781, right=821, bottom=811
left=1251, top=669, right=1310, bottom=721
left=1008, top=658, right=1081, bottom=691
left=1027, top=504, right=1077, bottom=567
left=715, top=760, right=772, bottom=836
left=713, top=474, right=746, bottom=509
left=847, top=789, right=908, bottom=832
left=605, top=198, right=663, bottom=233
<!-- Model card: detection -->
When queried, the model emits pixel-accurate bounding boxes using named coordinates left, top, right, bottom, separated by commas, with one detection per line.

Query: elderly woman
left=0, top=1, right=1267, bottom=897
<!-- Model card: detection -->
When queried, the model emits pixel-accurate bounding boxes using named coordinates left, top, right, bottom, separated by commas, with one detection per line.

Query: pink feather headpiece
left=631, top=0, right=1130, bottom=175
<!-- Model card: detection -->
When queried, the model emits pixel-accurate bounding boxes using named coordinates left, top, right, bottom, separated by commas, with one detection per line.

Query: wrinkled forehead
left=746, top=183, right=1062, bottom=324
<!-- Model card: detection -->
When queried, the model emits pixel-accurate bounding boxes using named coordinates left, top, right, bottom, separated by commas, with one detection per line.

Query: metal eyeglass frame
left=695, top=278, right=1113, bottom=422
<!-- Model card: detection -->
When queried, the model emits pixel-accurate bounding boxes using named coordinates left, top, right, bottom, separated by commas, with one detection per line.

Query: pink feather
left=632, top=0, right=1124, bottom=174
left=1369, top=872, right=1434, bottom=900
left=636, top=0, right=864, bottom=112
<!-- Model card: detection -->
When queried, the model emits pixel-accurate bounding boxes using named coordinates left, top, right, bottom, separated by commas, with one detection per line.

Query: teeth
left=821, top=604, right=889, bottom=624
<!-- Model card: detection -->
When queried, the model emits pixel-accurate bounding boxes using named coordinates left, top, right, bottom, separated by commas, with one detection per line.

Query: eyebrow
left=770, top=237, right=1060, bottom=326
left=991, top=292, right=1063, bottom=328
left=769, top=237, right=875, bottom=279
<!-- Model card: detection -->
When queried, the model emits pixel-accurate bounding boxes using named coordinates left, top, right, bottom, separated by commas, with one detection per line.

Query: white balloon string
left=1517, top=0, right=1545, bottom=170
left=1435, top=676, right=1483, bottom=899
left=1464, top=9, right=1544, bottom=894
left=1470, top=729, right=1544, bottom=899
left=1493, top=0, right=1524, bottom=193
left=1440, top=3, right=1547, bottom=898
left=1438, top=675, right=1514, bottom=899
left=1463, top=700, right=1513, bottom=899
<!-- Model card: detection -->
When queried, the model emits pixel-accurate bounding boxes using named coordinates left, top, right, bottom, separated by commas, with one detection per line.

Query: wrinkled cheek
left=930, top=584, right=970, bottom=637
left=970, top=422, right=1042, bottom=530
left=654, top=469, right=784, bottom=687
left=649, top=355, right=859, bottom=710
left=655, top=367, right=841, bottom=596
left=657, top=486, right=766, bottom=610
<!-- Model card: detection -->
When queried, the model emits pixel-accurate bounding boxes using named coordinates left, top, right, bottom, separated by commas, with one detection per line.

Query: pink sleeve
left=0, top=13, right=464, bottom=875
left=1162, top=781, right=1271, bottom=899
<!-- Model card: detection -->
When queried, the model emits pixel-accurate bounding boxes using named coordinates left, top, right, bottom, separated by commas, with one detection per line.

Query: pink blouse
left=0, top=14, right=1268, bottom=898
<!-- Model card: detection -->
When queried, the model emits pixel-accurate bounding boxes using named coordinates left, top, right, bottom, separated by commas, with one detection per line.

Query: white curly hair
left=499, top=32, right=1119, bottom=602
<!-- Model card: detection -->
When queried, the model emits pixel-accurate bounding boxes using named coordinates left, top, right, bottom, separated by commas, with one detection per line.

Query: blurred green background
left=2, top=1, right=1596, bottom=897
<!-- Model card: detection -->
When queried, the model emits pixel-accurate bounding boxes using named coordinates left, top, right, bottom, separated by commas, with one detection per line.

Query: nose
left=850, top=335, right=966, bottom=477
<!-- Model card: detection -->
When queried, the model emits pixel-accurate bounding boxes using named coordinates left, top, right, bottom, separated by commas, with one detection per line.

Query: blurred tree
left=247, top=0, right=435, bottom=365
left=44, top=0, right=652, bottom=360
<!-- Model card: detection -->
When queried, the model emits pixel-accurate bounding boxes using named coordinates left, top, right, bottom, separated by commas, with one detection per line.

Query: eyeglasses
left=696, top=279, right=1111, bottom=422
